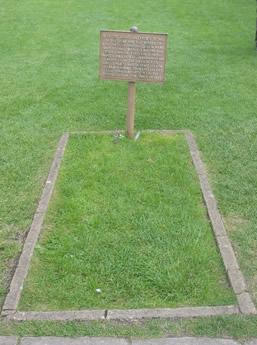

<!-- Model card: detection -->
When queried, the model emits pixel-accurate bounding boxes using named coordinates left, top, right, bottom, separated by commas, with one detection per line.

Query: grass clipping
left=19, top=133, right=235, bottom=311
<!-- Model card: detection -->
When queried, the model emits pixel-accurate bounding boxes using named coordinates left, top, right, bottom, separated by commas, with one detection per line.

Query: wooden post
left=126, top=81, right=136, bottom=138
left=126, top=26, right=139, bottom=139
left=255, top=0, right=257, bottom=50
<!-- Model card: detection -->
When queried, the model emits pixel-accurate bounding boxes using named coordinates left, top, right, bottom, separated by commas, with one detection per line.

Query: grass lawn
left=0, top=0, right=256, bottom=339
left=19, top=133, right=235, bottom=310
left=0, top=316, right=257, bottom=342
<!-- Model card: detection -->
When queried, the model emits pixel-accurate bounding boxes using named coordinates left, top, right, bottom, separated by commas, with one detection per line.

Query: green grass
left=0, top=0, right=256, bottom=337
left=0, top=316, right=257, bottom=341
left=19, top=133, right=235, bottom=310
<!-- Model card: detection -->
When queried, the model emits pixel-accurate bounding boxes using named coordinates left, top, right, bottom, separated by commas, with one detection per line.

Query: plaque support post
left=126, top=26, right=139, bottom=139
left=126, top=81, right=136, bottom=138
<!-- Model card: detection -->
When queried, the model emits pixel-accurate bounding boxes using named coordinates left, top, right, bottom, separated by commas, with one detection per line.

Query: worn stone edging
left=1, top=133, right=69, bottom=314
left=6, top=310, right=106, bottom=321
left=185, top=131, right=256, bottom=315
left=0, top=336, right=19, bottom=345
left=1, top=130, right=256, bottom=321
left=2, top=336, right=257, bottom=345
left=4, top=305, right=238, bottom=322
left=106, top=306, right=239, bottom=321
left=18, top=336, right=255, bottom=345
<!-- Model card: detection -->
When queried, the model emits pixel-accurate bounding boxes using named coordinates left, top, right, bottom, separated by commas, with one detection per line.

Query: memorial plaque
left=100, top=30, right=168, bottom=83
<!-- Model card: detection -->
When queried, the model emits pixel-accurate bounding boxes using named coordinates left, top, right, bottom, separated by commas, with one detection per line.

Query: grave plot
left=17, top=132, right=235, bottom=311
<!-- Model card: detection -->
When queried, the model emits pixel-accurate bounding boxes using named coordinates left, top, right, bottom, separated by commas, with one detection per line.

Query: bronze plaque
left=100, top=30, right=167, bottom=83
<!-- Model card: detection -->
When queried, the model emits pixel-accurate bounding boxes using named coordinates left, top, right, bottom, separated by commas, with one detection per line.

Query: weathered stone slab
left=7, top=310, right=105, bottom=321
left=215, top=236, right=240, bottom=272
left=227, top=269, right=248, bottom=295
left=203, top=194, right=227, bottom=238
left=2, top=211, right=44, bottom=312
left=245, top=340, right=257, bottom=345
left=107, top=306, right=239, bottom=321
left=0, top=337, right=18, bottom=345
left=132, top=338, right=240, bottom=345
left=237, top=292, right=257, bottom=314
left=185, top=130, right=257, bottom=315
left=185, top=131, right=226, bottom=237
left=37, top=133, right=69, bottom=213
left=21, top=337, right=129, bottom=345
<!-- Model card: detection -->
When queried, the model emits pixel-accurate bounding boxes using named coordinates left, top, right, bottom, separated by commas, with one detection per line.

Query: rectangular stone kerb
left=185, top=131, right=256, bottom=315
left=2, top=130, right=256, bottom=319
left=2, top=133, right=69, bottom=313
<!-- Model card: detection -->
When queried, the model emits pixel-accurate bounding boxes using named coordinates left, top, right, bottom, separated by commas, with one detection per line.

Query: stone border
left=17, top=336, right=244, bottom=345
left=5, top=305, right=238, bottom=322
left=21, top=337, right=129, bottom=345
left=1, top=336, right=257, bottom=345
left=0, top=337, right=19, bottom=345
left=106, top=305, right=239, bottom=321
left=185, top=131, right=256, bottom=315
left=1, top=130, right=256, bottom=321
left=1, top=133, right=69, bottom=315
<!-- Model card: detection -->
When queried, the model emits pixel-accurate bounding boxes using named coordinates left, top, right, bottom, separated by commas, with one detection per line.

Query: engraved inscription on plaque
left=100, top=31, right=167, bottom=83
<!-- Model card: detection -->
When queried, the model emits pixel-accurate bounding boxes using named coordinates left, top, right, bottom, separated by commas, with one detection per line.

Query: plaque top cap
left=100, top=29, right=167, bottom=36
left=130, top=26, right=139, bottom=33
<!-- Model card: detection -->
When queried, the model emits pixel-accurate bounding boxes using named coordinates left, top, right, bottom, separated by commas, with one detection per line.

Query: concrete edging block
left=0, top=337, right=19, bottom=345
left=132, top=337, right=240, bottom=345
left=237, top=292, right=257, bottom=315
left=5, top=306, right=239, bottom=322
left=6, top=310, right=106, bottom=321
left=20, top=337, right=129, bottom=345
left=106, top=306, right=239, bottom=321
left=185, top=131, right=256, bottom=315
left=185, top=131, right=227, bottom=237
left=227, top=269, right=248, bottom=295
left=215, top=236, right=240, bottom=272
